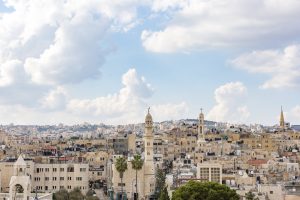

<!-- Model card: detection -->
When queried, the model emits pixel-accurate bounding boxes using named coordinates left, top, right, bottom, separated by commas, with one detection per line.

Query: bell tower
left=144, top=107, right=154, bottom=162
left=198, top=108, right=205, bottom=139
left=143, top=107, right=155, bottom=196
left=280, top=106, right=285, bottom=129
left=9, top=155, right=31, bottom=200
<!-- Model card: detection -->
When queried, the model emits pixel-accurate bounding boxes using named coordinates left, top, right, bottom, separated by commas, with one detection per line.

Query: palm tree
left=131, top=154, right=144, bottom=200
left=115, top=156, right=128, bottom=200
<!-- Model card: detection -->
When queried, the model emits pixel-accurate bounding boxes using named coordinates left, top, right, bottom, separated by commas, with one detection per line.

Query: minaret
left=280, top=106, right=285, bottom=129
left=143, top=107, right=155, bottom=196
left=144, top=107, right=154, bottom=162
left=198, top=108, right=205, bottom=139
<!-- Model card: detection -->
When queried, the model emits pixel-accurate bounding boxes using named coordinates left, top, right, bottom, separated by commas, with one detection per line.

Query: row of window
left=36, top=185, right=86, bottom=191
left=34, top=177, right=83, bottom=181
left=35, top=167, right=86, bottom=173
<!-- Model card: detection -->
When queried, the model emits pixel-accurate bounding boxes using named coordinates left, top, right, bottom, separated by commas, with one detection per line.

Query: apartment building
left=0, top=155, right=89, bottom=194
left=197, top=163, right=222, bottom=184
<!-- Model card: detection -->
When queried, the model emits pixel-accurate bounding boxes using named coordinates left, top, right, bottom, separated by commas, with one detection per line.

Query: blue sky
left=0, top=0, right=299, bottom=125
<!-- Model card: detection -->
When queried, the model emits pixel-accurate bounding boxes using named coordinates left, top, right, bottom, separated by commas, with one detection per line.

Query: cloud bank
left=142, top=0, right=300, bottom=53
left=207, top=82, right=250, bottom=123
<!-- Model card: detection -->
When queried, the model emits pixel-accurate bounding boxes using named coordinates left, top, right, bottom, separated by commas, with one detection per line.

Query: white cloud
left=0, top=104, right=82, bottom=125
left=66, top=68, right=188, bottom=124
left=151, top=0, right=187, bottom=12
left=67, top=69, right=153, bottom=118
left=231, top=44, right=300, bottom=89
left=0, top=0, right=145, bottom=106
left=0, top=59, right=26, bottom=86
left=288, top=105, right=300, bottom=124
left=40, top=86, right=68, bottom=110
left=0, top=68, right=189, bottom=124
left=207, top=82, right=250, bottom=123
left=151, top=102, right=189, bottom=122
left=142, top=0, right=300, bottom=53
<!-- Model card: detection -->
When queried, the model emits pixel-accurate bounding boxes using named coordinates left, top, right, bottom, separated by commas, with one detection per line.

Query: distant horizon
left=0, top=117, right=296, bottom=127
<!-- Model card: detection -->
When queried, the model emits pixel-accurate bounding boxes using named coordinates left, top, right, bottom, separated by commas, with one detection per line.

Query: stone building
left=112, top=109, right=156, bottom=199
left=0, top=156, right=89, bottom=195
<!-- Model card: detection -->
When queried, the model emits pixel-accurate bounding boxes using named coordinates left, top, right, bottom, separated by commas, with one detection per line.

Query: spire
left=280, top=106, right=285, bottom=129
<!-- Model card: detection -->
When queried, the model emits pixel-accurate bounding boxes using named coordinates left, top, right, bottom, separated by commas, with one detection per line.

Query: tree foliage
left=53, top=188, right=99, bottom=200
left=159, top=186, right=170, bottom=200
left=155, top=168, right=166, bottom=198
left=172, top=181, right=240, bottom=200
left=53, top=189, right=69, bottom=200
left=68, top=188, right=84, bottom=200
left=115, top=156, right=128, bottom=199
left=245, top=191, right=259, bottom=200
left=115, top=156, right=128, bottom=178
left=131, top=154, right=144, bottom=199
left=86, top=189, right=100, bottom=200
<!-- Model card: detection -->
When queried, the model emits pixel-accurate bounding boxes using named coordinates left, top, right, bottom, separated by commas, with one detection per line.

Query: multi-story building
left=0, top=155, right=89, bottom=194
left=197, top=163, right=222, bottom=184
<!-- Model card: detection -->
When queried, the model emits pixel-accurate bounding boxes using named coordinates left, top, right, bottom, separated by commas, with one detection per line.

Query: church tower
left=9, top=155, right=31, bottom=200
left=143, top=107, right=155, bottom=196
left=198, top=108, right=205, bottom=139
left=280, top=106, right=285, bottom=129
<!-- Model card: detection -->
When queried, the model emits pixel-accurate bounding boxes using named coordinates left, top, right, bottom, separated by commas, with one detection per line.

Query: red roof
left=247, top=159, right=268, bottom=166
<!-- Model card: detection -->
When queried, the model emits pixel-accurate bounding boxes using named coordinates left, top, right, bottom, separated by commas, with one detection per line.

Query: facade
left=197, top=163, right=222, bottom=184
left=0, top=157, right=89, bottom=195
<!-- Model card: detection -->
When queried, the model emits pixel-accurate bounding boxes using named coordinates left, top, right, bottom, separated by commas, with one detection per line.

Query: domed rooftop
left=145, top=107, right=153, bottom=127
left=145, top=107, right=152, bottom=120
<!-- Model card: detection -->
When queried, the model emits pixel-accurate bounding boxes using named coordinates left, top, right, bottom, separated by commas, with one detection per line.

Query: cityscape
left=0, top=0, right=300, bottom=200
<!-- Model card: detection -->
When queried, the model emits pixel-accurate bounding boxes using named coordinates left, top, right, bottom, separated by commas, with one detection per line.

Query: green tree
left=69, top=188, right=84, bottom=200
left=115, top=156, right=128, bottom=200
left=155, top=168, right=166, bottom=198
left=245, top=191, right=259, bottom=200
left=53, top=189, right=69, bottom=200
left=86, top=189, right=99, bottom=200
left=159, top=186, right=170, bottom=200
left=131, top=154, right=144, bottom=200
left=172, top=181, right=240, bottom=200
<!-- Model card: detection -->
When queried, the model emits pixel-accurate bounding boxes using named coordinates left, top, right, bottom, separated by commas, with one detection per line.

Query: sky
left=0, top=0, right=299, bottom=125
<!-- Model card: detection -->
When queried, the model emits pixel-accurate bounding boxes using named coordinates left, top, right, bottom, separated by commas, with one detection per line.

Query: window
left=80, top=168, right=86, bottom=172
left=68, top=177, right=72, bottom=180
left=53, top=168, right=57, bottom=172
left=45, top=168, right=49, bottom=172
left=53, top=186, right=57, bottom=190
left=60, top=168, right=64, bottom=172
left=45, top=186, right=48, bottom=191
left=53, top=177, right=57, bottom=181
left=67, top=167, right=74, bottom=172
left=67, top=186, right=72, bottom=189
left=34, top=177, right=41, bottom=181
left=76, top=177, right=82, bottom=181
left=60, top=186, right=64, bottom=189
left=60, top=177, right=64, bottom=181
left=45, top=177, right=49, bottom=181
left=118, top=183, right=125, bottom=186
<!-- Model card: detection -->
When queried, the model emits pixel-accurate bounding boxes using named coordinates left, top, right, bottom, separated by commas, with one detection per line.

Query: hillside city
left=0, top=108, right=299, bottom=200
